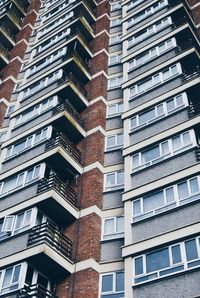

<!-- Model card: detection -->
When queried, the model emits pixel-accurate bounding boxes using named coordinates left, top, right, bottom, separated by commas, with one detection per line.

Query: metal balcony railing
left=19, top=284, right=58, bottom=298
left=37, top=173, right=78, bottom=207
left=52, top=101, right=84, bottom=127
left=58, top=73, right=87, bottom=97
left=188, top=102, right=200, bottom=118
left=14, top=0, right=27, bottom=13
left=175, top=39, right=194, bottom=53
left=27, top=221, right=73, bottom=260
left=45, top=133, right=81, bottom=164
left=182, top=66, right=200, bottom=81
left=7, top=10, right=22, bottom=26
left=195, top=147, right=200, bottom=161
left=0, top=23, right=16, bottom=41
left=0, top=43, right=10, bottom=59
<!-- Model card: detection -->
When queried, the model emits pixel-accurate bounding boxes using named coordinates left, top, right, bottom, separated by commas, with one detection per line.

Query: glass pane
left=12, top=140, right=26, bottom=155
left=165, top=187, right=174, bottom=203
left=131, top=117, right=137, bottom=128
left=34, top=166, right=41, bottom=178
left=182, top=132, right=191, bottom=146
left=108, top=105, right=116, bottom=115
left=3, top=216, right=14, bottom=232
left=132, top=154, right=139, bottom=168
left=161, top=141, right=169, bottom=155
left=12, top=265, right=21, bottom=283
left=116, top=217, right=124, bottom=232
left=26, top=169, right=34, bottom=183
left=142, top=146, right=160, bottom=163
left=178, top=181, right=189, bottom=199
left=157, top=104, right=164, bottom=116
left=153, top=74, right=161, bottom=85
left=140, top=109, right=155, bottom=125
left=185, top=239, right=198, bottom=261
left=133, top=200, right=141, bottom=215
left=16, top=173, right=25, bottom=187
left=135, top=257, right=143, bottom=275
left=190, top=178, right=199, bottom=194
left=171, top=245, right=182, bottom=264
left=106, top=174, right=115, bottom=186
left=24, top=210, right=32, bottom=226
left=117, top=172, right=124, bottom=185
left=41, top=128, right=48, bottom=139
left=2, top=177, right=16, bottom=194
left=2, top=268, right=12, bottom=288
left=35, top=132, right=42, bottom=143
left=163, top=69, right=170, bottom=80
left=171, top=65, right=178, bottom=75
left=15, top=214, right=24, bottom=230
left=143, top=191, right=164, bottom=212
left=172, top=135, right=181, bottom=151
left=104, top=219, right=114, bottom=234
left=107, top=136, right=115, bottom=147
left=117, top=134, right=123, bottom=145
left=146, top=248, right=170, bottom=273
left=26, top=136, right=33, bottom=148
left=102, top=275, right=113, bottom=292
left=166, top=99, right=175, bottom=112
left=116, top=272, right=124, bottom=291
left=176, top=95, right=184, bottom=106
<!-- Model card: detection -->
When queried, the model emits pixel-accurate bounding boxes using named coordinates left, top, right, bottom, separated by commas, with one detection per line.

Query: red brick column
left=0, top=0, right=41, bottom=102
left=56, top=0, right=110, bottom=297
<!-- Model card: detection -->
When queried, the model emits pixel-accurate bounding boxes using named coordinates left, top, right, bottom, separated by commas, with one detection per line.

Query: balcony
left=0, top=221, right=74, bottom=278
left=37, top=173, right=78, bottom=208
left=0, top=44, right=9, bottom=69
left=19, top=284, right=58, bottom=298
left=0, top=23, right=16, bottom=48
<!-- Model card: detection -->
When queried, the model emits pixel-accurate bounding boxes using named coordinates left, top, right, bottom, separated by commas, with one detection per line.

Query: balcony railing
left=58, top=73, right=87, bottom=97
left=176, top=39, right=194, bottom=54
left=188, top=102, right=200, bottom=118
left=45, top=133, right=81, bottom=164
left=0, top=43, right=10, bottom=59
left=0, top=23, right=16, bottom=41
left=37, top=173, right=78, bottom=207
left=195, top=147, right=200, bottom=161
left=182, top=66, right=200, bottom=81
left=19, top=284, right=58, bottom=298
left=52, top=101, right=84, bottom=127
left=27, top=221, right=73, bottom=261
left=7, top=10, right=22, bottom=26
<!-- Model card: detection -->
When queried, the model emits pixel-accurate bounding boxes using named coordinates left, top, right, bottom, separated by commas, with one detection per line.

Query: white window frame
left=100, top=271, right=124, bottom=296
left=0, top=164, right=45, bottom=197
left=128, top=38, right=176, bottom=71
left=110, top=18, right=121, bottom=27
left=102, top=216, right=124, bottom=240
left=130, top=93, right=188, bottom=131
left=132, top=175, right=200, bottom=220
left=104, top=171, right=124, bottom=191
left=131, top=130, right=196, bottom=172
left=107, top=103, right=123, bottom=118
left=14, top=96, right=58, bottom=127
left=108, top=76, right=123, bottom=89
left=127, top=0, right=145, bottom=11
left=110, top=35, right=121, bottom=45
left=109, top=54, right=122, bottom=65
left=105, top=134, right=123, bottom=151
left=5, top=126, right=52, bottom=160
left=111, top=2, right=121, bottom=11
left=128, top=16, right=172, bottom=48
left=133, top=236, right=200, bottom=285
left=129, top=63, right=182, bottom=99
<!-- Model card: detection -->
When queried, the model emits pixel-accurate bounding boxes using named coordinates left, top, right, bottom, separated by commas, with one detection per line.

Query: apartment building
left=0, top=0, right=200, bottom=297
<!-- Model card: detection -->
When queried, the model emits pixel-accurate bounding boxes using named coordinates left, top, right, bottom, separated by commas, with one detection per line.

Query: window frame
left=100, top=271, right=124, bottom=296
left=104, top=171, right=124, bottom=191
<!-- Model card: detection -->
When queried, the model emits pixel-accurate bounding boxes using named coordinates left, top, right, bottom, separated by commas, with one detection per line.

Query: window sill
left=104, top=185, right=124, bottom=193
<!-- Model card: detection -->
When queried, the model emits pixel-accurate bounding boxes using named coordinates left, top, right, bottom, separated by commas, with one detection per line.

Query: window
left=110, top=35, right=121, bottom=45
left=130, top=93, right=187, bottom=130
left=101, top=272, right=124, bottom=297
left=128, top=17, right=172, bottom=48
left=111, top=18, right=121, bottom=27
left=133, top=236, right=200, bottom=285
left=42, top=0, right=76, bottom=21
left=132, top=130, right=195, bottom=172
left=6, top=105, right=15, bottom=116
left=37, top=11, right=73, bottom=39
left=29, top=48, right=67, bottom=75
left=105, top=171, right=124, bottom=191
left=133, top=175, right=200, bottom=220
left=111, top=3, right=121, bottom=11
left=108, top=76, right=123, bottom=89
left=0, top=264, right=22, bottom=294
left=127, top=0, right=168, bottom=28
left=129, top=38, right=176, bottom=71
left=35, top=29, right=71, bottom=55
left=0, top=164, right=44, bottom=197
left=106, top=134, right=123, bottom=150
left=127, top=0, right=145, bottom=11
left=129, top=64, right=181, bottom=99
left=20, top=70, right=62, bottom=100
left=14, top=96, right=57, bottom=127
left=109, top=54, right=122, bottom=65
left=103, top=217, right=124, bottom=240
left=1, top=209, right=34, bottom=237
left=107, top=103, right=123, bottom=117
left=5, top=127, right=51, bottom=160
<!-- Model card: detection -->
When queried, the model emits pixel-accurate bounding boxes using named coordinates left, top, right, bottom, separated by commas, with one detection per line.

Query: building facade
left=0, top=0, right=200, bottom=297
